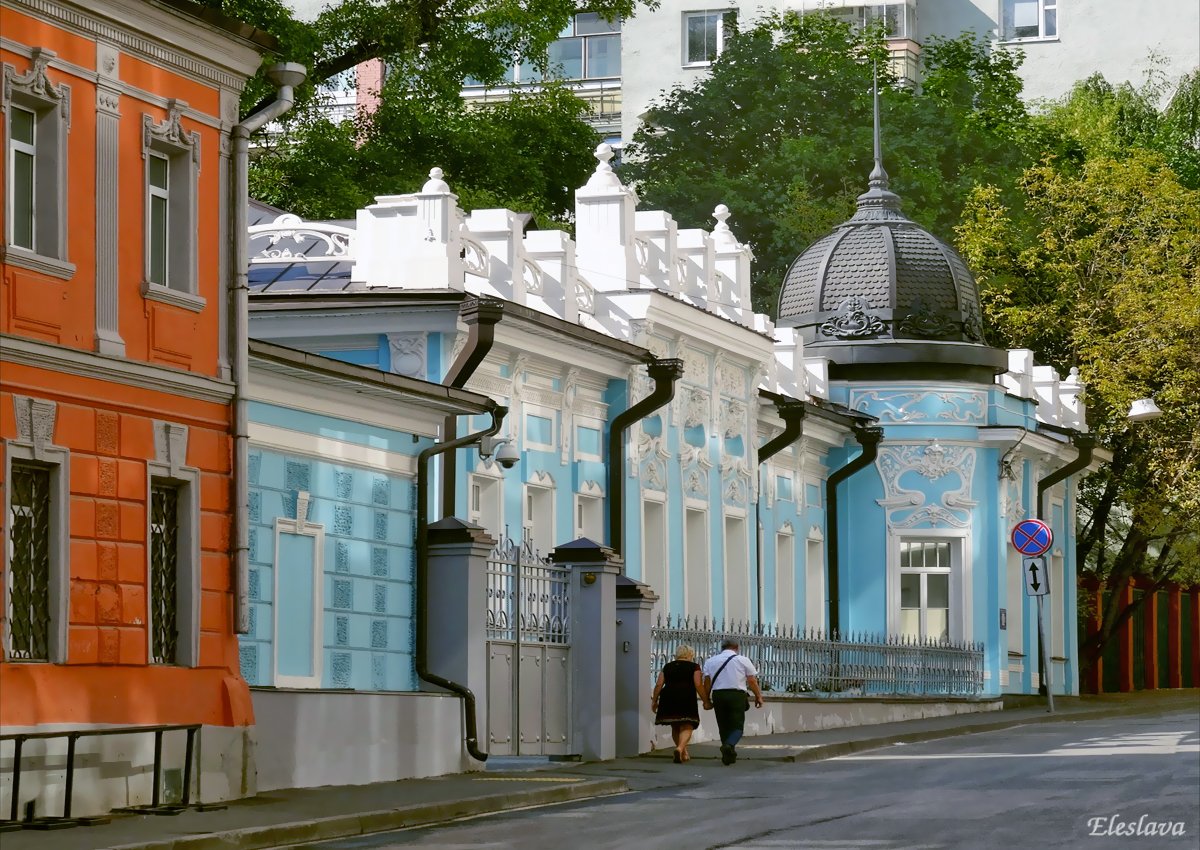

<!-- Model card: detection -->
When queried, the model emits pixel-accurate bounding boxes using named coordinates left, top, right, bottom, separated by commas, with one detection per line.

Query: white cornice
left=0, top=39, right=226, bottom=129
left=0, top=334, right=234, bottom=403
left=248, top=422, right=417, bottom=476
left=248, top=368, right=446, bottom=437
left=5, top=0, right=264, bottom=90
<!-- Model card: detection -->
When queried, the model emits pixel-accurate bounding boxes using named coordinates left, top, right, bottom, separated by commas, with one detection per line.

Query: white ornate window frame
left=886, top=530, right=972, bottom=643
left=141, top=99, right=202, bottom=310
left=468, top=460, right=505, bottom=539
left=722, top=506, right=749, bottom=621
left=573, top=479, right=604, bottom=541
left=273, top=490, right=325, bottom=688
left=3, top=396, right=69, bottom=663
left=2, top=47, right=73, bottom=278
left=146, top=421, right=201, bottom=667
left=774, top=522, right=795, bottom=627
left=683, top=499, right=710, bottom=618
left=805, top=526, right=825, bottom=633
left=523, top=470, right=556, bottom=558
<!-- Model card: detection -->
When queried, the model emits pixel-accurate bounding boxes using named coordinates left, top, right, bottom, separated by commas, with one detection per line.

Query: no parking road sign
left=1011, top=518, right=1053, bottom=557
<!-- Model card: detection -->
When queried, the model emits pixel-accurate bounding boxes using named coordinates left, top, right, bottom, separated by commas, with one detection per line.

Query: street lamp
left=1126, top=398, right=1162, bottom=423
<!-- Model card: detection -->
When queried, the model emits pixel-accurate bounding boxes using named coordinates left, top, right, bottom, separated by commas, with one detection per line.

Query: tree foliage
left=249, top=83, right=599, bottom=224
left=621, top=11, right=1035, bottom=313
left=216, top=0, right=645, bottom=114
left=958, top=151, right=1200, bottom=671
left=220, top=0, right=649, bottom=222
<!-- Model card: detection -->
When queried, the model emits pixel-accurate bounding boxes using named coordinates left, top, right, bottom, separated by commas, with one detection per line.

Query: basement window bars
left=8, top=462, right=52, bottom=660
left=150, top=481, right=180, bottom=664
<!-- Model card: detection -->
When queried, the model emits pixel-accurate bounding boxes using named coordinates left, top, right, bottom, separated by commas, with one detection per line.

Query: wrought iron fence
left=486, top=533, right=570, bottom=646
left=651, top=615, right=984, bottom=698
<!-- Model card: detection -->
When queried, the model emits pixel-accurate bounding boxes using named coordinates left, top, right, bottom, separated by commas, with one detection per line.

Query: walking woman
left=651, top=645, right=704, bottom=763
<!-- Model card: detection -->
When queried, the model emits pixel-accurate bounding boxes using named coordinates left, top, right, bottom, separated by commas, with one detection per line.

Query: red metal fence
left=1079, top=578, right=1200, bottom=693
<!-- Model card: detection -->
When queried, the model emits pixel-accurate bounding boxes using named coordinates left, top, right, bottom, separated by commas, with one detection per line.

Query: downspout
left=754, top=399, right=807, bottom=627
left=232, top=62, right=306, bottom=633
left=607, top=358, right=685, bottom=559
left=824, top=425, right=884, bottom=637
left=440, top=298, right=505, bottom=518
left=416, top=403, right=507, bottom=763
left=1034, top=433, right=1095, bottom=696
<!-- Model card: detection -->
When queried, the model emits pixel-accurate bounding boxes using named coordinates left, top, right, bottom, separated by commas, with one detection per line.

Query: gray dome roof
left=777, top=160, right=1005, bottom=379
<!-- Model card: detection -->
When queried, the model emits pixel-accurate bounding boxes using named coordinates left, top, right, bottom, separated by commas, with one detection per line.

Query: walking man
left=702, top=638, right=764, bottom=765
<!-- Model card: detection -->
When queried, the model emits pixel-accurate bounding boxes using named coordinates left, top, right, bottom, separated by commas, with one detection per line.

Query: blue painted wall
left=239, top=429, right=423, bottom=692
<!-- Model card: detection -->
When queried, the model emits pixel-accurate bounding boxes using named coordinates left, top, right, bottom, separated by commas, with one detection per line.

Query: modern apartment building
left=620, top=0, right=1200, bottom=142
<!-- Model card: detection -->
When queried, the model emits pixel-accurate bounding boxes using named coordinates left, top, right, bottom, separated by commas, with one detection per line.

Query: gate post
left=552, top=538, right=621, bottom=762
left=615, top=576, right=658, bottom=758
left=426, top=517, right=496, bottom=766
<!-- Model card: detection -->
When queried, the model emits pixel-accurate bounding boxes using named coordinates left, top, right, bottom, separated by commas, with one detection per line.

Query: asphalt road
left=297, top=709, right=1200, bottom=850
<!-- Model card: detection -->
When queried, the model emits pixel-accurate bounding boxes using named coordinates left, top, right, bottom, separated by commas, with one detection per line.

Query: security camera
left=494, top=440, right=520, bottom=470
left=479, top=436, right=520, bottom=470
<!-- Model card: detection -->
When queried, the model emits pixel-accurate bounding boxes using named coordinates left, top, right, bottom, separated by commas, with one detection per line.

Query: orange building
left=1, top=0, right=272, bottom=818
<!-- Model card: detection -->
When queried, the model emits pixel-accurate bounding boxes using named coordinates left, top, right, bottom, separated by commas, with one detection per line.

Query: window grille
left=8, top=462, right=51, bottom=660
left=150, top=481, right=180, bottom=664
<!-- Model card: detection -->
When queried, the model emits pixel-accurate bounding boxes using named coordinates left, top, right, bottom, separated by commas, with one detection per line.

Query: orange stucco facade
left=0, top=0, right=266, bottom=733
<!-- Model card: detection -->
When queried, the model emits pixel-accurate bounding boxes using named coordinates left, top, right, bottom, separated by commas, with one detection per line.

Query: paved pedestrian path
left=4, top=690, right=1195, bottom=850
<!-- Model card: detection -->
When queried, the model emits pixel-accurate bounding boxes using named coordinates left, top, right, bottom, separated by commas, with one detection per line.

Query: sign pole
left=1036, top=594, right=1054, bottom=713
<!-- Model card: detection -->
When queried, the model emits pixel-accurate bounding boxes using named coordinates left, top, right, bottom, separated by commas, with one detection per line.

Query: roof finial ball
left=586, top=143, right=623, bottom=190
left=422, top=167, right=451, bottom=194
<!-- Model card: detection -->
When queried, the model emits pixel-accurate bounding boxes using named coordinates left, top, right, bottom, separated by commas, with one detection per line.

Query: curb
left=779, top=699, right=1200, bottom=763
left=104, top=778, right=628, bottom=850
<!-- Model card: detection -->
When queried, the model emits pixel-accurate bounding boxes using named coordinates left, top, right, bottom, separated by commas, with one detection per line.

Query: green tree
left=621, top=11, right=1034, bottom=313
left=218, top=0, right=647, bottom=221
left=249, top=83, right=599, bottom=224
left=957, top=151, right=1200, bottom=677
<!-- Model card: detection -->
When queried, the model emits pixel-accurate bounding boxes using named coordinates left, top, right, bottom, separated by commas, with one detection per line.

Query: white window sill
left=143, top=281, right=206, bottom=312
left=682, top=60, right=715, bottom=69
left=998, top=35, right=1060, bottom=45
left=1, top=245, right=76, bottom=280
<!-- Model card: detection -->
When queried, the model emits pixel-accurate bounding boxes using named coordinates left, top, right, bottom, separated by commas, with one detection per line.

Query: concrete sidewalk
left=5, top=690, right=1195, bottom=850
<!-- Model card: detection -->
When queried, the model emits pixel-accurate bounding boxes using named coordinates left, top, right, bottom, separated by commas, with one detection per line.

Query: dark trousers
left=711, top=689, right=748, bottom=747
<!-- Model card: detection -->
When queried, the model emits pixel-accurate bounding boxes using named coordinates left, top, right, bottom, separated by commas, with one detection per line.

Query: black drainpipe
left=825, top=425, right=884, bottom=637
left=754, top=398, right=807, bottom=627
left=416, top=402, right=506, bottom=763
left=608, top=358, right=685, bottom=559
left=441, top=298, right=505, bottom=518
left=1034, top=433, right=1095, bottom=694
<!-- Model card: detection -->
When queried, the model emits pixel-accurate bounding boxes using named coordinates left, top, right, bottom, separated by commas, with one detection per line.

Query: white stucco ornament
left=422, top=167, right=451, bottom=194
left=711, top=204, right=739, bottom=250
left=585, top=143, right=623, bottom=190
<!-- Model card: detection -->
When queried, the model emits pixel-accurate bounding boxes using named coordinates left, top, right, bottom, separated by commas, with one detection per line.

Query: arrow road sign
left=1024, top=556, right=1050, bottom=596
left=1012, top=519, right=1054, bottom=557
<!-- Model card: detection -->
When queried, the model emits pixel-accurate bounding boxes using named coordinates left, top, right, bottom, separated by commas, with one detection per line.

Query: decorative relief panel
left=849, top=390, right=986, bottom=424
left=717, top=361, right=746, bottom=396
left=388, top=333, right=426, bottom=378
left=684, top=467, right=709, bottom=500
left=720, top=455, right=752, bottom=506
left=681, top=347, right=709, bottom=384
left=633, top=431, right=670, bottom=482
left=678, top=386, right=709, bottom=430
left=875, top=443, right=977, bottom=529
left=560, top=367, right=580, bottom=466
left=720, top=399, right=747, bottom=439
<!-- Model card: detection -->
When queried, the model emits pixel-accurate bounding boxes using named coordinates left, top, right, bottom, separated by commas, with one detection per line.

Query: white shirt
left=702, top=649, right=758, bottom=693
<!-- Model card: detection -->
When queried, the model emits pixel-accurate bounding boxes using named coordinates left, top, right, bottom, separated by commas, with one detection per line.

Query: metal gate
left=485, top=534, right=571, bottom=755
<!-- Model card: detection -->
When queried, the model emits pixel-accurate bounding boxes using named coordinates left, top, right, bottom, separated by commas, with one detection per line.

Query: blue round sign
left=1011, top=519, right=1053, bottom=557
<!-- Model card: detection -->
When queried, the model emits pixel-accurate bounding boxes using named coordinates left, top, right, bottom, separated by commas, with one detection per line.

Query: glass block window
left=150, top=480, right=181, bottom=664
left=7, top=462, right=52, bottom=660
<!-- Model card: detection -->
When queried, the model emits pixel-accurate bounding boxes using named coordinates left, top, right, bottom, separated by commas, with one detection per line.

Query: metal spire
left=852, top=58, right=902, bottom=218
left=868, top=59, right=889, bottom=192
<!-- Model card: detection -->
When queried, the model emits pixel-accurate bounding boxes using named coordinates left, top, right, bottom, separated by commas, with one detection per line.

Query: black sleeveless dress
left=655, top=660, right=701, bottom=728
